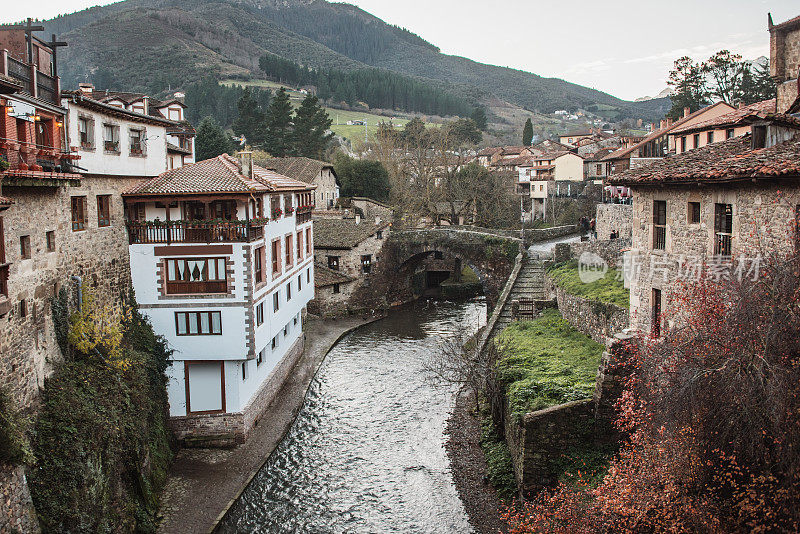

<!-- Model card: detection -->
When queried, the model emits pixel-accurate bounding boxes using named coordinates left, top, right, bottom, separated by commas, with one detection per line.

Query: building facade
left=258, top=156, right=340, bottom=209
left=123, top=153, right=315, bottom=442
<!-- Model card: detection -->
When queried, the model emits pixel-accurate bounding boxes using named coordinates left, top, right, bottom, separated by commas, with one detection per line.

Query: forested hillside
left=41, top=0, right=667, bottom=121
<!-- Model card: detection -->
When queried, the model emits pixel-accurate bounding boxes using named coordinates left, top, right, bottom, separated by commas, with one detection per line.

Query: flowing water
left=218, top=298, right=487, bottom=534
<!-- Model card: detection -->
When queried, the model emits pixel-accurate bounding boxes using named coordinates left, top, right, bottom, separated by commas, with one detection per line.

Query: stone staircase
left=487, top=256, right=548, bottom=340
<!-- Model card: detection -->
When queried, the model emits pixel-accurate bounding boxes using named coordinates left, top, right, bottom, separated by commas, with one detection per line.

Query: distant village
left=1, top=9, right=800, bottom=534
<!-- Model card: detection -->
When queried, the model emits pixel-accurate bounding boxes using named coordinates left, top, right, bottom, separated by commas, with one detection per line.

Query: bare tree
left=424, top=328, right=493, bottom=413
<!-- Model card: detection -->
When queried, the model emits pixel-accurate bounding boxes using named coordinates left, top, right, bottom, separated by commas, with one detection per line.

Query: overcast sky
left=2, top=0, right=797, bottom=101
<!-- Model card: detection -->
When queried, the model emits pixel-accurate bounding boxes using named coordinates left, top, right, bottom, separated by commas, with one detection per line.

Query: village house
left=600, top=102, right=735, bottom=174
left=670, top=99, right=776, bottom=154
left=310, top=215, right=390, bottom=316
left=123, top=152, right=316, bottom=443
left=608, top=117, right=800, bottom=335
left=559, top=128, right=610, bottom=147
left=257, top=156, right=340, bottom=209
left=770, top=13, right=800, bottom=113
left=70, top=83, right=196, bottom=170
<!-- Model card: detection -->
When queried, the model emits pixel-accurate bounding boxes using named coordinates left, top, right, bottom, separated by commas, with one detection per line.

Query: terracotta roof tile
left=313, top=218, right=390, bottom=249
left=477, top=147, right=503, bottom=157
left=0, top=195, right=13, bottom=206
left=607, top=133, right=800, bottom=186
left=314, top=262, right=355, bottom=287
left=257, top=156, right=337, bottom=185
left=671, top=99, right=776, bottom=134
left=123, top=154, right=313, bottom=196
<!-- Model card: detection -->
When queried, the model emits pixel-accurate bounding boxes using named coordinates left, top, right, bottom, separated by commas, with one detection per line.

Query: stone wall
left=504, top=399, right=595, bottom=497
left=595, top=203, right=632, bottom=240
left=0, top=465, right=40, bottom=534
left=169, top=335, right=304, bottom=446
left=628, top=183, right=800, bottom=332
left=557, top=238, right=631, bottom=269
left=0, top=176, right=141, bottom=410
left=546, top=278, right=629, bottom=344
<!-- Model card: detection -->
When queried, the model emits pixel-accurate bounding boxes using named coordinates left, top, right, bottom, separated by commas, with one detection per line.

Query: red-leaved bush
left=503, top=249, right=800, bottom=533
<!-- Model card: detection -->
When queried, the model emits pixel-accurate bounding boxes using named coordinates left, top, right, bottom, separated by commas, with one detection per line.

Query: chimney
left=738, top=101, right=746, bottom=109
left=683, top=107, right=690, bottom=118
left=238, top=151, right=253, bottom=178
left=659, top=119, right=667, bottom=130
left=143, top=95, right=149, bottom=115
left=78, top=82, right=94, bottom=94
left=375, top=216, right=381, bottom=225
left=355, top=213, right=361, bottom=225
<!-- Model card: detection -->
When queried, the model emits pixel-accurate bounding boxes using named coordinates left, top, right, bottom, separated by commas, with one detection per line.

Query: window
left=726, top=128, right=734, bottom=139
left=294, top=314, right=298, bottom=326
left=693, top=133, right=700, bottom=149
left=271, top=335, right=278, bottom=350
left=707, top=131, right=714, bottom=144
left=714, top=203, right=733, bottom=256
left=175, top=311, right=222, bottom=335
left=71, top=196, right=87, bottom=231
left=256, top=302, right=264, bottom=326
left=333, top=283, right=340, bottom=294
left=283, top=324, right=288, bottom=337
left=297, top=231, right=303, bottom=261
left=168, top=107, right=182, bottom=121
left=254, top=246, right=265, bottom=284
left=652, top=200, right=666, bottom=250
left=131, top=102, right=145, bottom=114
left=271, top=239, right=281, bottom=275
left=361, top=255, right=372, bottom=273
left=273, top=291, right=280, bottom=312
left=19, top=235, right=31, bottom=259
left=307, top=268, right=311, bottom=284
left=328, top=256, right=339, bottom=270
left=305, top=228, right=311, bottom=255
left=376, top=230, right=383, bottom=239
left=19, top=299, right=26, bottom=318
left=46, top=231, right=55, bottom=252
left=285, top=235, right=293, bottom=267
left=129, top=128, right=144, bottom=155
left=688, top=202, right=700, bottom=224
left=298, top=274, right=302, bottom=291
left=596, top=164, right=602, bottom=175
left=271, top=196, right=282, bottom=219
left=257, top=349, right=263, bottom=367
left=284, top=194, right=293, bottom=214
left=680, top=136, right=686, bottom=152
left=78, top=116, right=94, bottom=148
left=651, top=289, right=662, bottom=338
left=241, top=361, right=248, bottom=381
left=35, top=119, right=52, bottom=149
left=97, top=195, right=111, bottom=227
left=165, top=258, right=227, bottom=294
left=286, top=281, right=292, bottom=301
left=103, top=123, right=120, bottom=152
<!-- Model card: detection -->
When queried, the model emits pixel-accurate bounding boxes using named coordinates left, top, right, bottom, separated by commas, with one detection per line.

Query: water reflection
left=218, top=298, right=487, bottom=534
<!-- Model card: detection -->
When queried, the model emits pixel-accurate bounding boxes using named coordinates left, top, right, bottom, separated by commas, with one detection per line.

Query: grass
left=221, top=78, right=443, bottom=148
left=494, top=309, right=604, bottom=418
left=548, top=260, right=629, bottom=308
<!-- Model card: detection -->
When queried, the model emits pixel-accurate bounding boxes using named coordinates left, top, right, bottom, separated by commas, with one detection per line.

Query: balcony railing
left=715, top=233, right=732, bottom=256
left=6, top=57, right=31, bottom=94
left=653, top=225, right=666, bottom=250
left=36, top=71, right=57, bottom=103
left=127, top=220, right=266, bottom=244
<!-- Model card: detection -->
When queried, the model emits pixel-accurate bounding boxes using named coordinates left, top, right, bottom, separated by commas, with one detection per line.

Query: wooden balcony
left=127, top=220, right=266, bottom=244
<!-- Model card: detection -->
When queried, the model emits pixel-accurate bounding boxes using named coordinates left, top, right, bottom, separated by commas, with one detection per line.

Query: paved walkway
left=157, top=315, right=379, bottom=534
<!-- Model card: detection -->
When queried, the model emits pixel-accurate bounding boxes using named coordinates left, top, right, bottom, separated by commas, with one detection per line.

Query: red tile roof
left=671, top=99, right=776, bottom=134
left=123, top=154, right=314, bottom=196
left=258, top=156, right=337, bottom=185
left=601, top=102, right=734, bottom=161
left=477, top=147, right=503, bottom=157
left=0, top=195, right=13, bottom=206
left=314, top=262, right=355, bottom=287
left=607, top=134, right=800, bottom=186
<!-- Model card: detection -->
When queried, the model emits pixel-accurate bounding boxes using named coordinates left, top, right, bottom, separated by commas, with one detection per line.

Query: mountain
left=42, top=0, right=668, bottom=122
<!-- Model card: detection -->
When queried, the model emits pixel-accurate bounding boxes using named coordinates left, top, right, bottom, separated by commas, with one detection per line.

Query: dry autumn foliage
left=503, top=246, right=800, bottom=533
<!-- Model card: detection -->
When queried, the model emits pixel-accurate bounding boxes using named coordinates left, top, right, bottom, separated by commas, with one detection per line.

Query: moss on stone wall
left=494, top=309, right=603, bottom=418
left=28, top=290, right=173, bottom=533
left=547, top=260, right=629, bottom=308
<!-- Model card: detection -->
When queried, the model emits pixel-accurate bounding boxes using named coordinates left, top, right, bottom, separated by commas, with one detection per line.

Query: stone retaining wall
left=556, top=238, right=631, bottom=269
left=0, top=465, right=39, bottom=533
left=546, top=278, right=629, bottom=344
left=169, top=336, right=304, bottom=446
left=595, top=203, right=632, bottom=241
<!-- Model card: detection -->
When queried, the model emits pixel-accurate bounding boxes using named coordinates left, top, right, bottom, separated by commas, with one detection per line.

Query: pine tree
left=195, top=116, right=233, bottom=161
left=471, top=106, right=488, bottom=131
left=232, top=89, right=266, bottom=146
left=522, top=118, right=533, bottom=146
left=292, top=94, right=334, bottom=159
left=262, top=87, right=294, bottom=157
left=666, top=56, right=710, bottom=119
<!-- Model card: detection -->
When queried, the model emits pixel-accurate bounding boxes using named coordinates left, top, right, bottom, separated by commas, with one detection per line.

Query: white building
left=123, top=152, right=316, bottom=443
left=69, top=83, right=196, bottom=171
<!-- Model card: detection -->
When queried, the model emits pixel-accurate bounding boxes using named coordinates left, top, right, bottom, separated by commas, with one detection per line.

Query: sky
left=1, top=0, right=797, bottom=101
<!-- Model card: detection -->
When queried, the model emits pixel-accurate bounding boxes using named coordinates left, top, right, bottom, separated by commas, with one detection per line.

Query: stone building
left=770, top=13, right=800, bottom=113
left=124, top=152, right=316, bottom=443
left=310, top=216, right=390, bottom=316
left=607, top=117, right=800, bottom=334
left=257, top=156, right=340, bottom=209
left=670, top=99, right=776, bottom=154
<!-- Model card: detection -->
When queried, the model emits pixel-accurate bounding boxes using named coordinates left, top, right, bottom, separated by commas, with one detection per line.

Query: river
left=218, top=297, right=488, bottom=533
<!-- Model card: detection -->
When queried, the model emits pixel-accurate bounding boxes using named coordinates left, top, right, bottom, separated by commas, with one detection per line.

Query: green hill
left=41, top=0, right=668, bottom=122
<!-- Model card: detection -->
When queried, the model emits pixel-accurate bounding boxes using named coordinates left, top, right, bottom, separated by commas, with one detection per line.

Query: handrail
left=127, top=220, right=267, bottom=244
left=474, top=251, right=525, bottom=359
